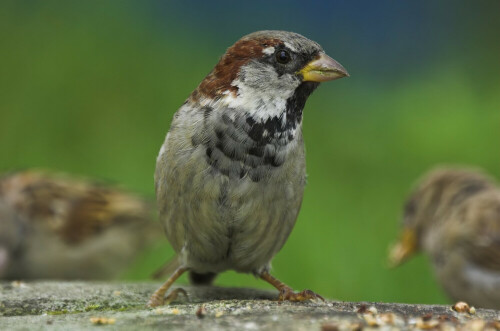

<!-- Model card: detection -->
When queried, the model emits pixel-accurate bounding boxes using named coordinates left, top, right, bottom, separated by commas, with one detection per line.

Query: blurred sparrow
left=0, top=170, right=159, bottom=280
left=149, top=30, right=349, bottom=306
left=389, top=166, right=500, bottom=309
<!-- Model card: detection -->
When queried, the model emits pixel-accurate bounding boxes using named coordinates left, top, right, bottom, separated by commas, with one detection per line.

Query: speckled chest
left=190, top=104, right=302, bottom=184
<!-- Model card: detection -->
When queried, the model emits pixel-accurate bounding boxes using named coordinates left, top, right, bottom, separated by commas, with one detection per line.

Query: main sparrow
left=0, top=170, right=159, bottom=280
left=149, top=30, right=349, bottom=306
left=389, top=166, right=500, bottom=309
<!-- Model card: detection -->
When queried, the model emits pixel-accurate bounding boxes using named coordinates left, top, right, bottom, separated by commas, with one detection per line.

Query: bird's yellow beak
left=298, top=52, right=349, bottom=82
left=388, top=228, right=418, bottom=267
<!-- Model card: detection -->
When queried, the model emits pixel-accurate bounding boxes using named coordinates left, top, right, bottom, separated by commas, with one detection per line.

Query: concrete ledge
left=0, top=281, right=499, bottom=330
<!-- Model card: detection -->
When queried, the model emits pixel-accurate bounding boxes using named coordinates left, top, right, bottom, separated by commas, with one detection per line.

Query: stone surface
left=0, top=281, right=499, bottom=330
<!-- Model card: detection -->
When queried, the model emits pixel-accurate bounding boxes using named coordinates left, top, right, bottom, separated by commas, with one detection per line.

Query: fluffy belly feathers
left=156, top=139, right=305, bottom=274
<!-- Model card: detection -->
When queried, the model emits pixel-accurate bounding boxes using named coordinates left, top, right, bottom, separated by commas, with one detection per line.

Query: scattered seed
left=367, top=306, right=378, bottom=315
left=154, top=308, right=165, bottom=315
left=215, top=311, right=224, bottom=318
left=462, top=319, right=486, bottom=331
left=421, top=313, right=433, bottom=321
left=452, top=301, right=470, bottom=313
left=356, top=304, right=367, bottom=314
left=196, top=305, right=206, bottom=319
left=350, top=322, right=364, bottom=331
left=363, top=313, right=379, bottom=327
left=437, top=315, right=458, bottom=323
left=11, top=281, right=27, bottom=288
left=485, top=320, right=500, bottom=329
left=415, top=317, right=439, bottom=330
left=90, top=317, right=116, bottom=325
left=379, top=312, right=396, bottom=325
left=320, top=322, right=338, bottom=331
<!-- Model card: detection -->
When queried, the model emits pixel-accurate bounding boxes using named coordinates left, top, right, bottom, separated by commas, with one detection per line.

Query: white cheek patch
left=222, top=81, right=292, bottom=121
left=262, top=46, right=275, bottom=55
left=220, top=60, right=301, bottom=121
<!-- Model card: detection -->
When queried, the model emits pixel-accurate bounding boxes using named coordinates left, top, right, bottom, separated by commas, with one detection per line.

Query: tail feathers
left=189, top=271, right=217, bottom=285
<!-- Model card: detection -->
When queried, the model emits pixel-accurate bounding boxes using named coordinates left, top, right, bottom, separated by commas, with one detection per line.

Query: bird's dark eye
left=275, top=50, right=291, bottom=64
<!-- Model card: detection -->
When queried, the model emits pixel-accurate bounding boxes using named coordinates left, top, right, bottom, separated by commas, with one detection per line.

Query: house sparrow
left=150, top=30, right=349, bottom=306
left=389, top=166, right=500, bottom=309
left=0, top=170, right=159, bottom=280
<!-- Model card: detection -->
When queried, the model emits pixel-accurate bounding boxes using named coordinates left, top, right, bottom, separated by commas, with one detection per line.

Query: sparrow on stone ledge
left=149, top=30, right=349, bottom=307
left=0, top=170, right=159, bottom=280
left=389, top=166, right=500, bottom=309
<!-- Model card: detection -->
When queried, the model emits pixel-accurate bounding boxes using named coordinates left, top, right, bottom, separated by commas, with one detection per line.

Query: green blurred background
left=1, top=1, right=499, bottom=304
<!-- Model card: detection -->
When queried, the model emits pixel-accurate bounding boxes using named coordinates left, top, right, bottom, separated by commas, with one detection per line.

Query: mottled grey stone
left=0, top=281, right=499, bottom=330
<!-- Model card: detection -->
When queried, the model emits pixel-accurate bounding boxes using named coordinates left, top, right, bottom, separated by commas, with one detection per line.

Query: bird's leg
left=147, top=266, right=188, bottom=308
left=260, top=271, right=325, bottom=302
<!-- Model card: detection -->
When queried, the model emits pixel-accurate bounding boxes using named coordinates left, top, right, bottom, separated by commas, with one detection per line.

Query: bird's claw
left=165, top=288, right=188, bottom=305
left=278, top=287, right=325, bottom=302
left=146, top=294, right=164, bottom=308
left=147, top=288, right=188, bottom=308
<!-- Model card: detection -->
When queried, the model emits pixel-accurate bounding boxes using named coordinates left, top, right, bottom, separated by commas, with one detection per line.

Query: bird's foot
left=165, top=288, right=188, bottom=305
left=278, top=287, right=325, bottom=302
left=146, top=293, right=164, bottom=308
left=147, top=288, right=188, bottom=308
left=259, top=271, right=325, bottom=303
left=146, top=266, right=188, bottom=308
